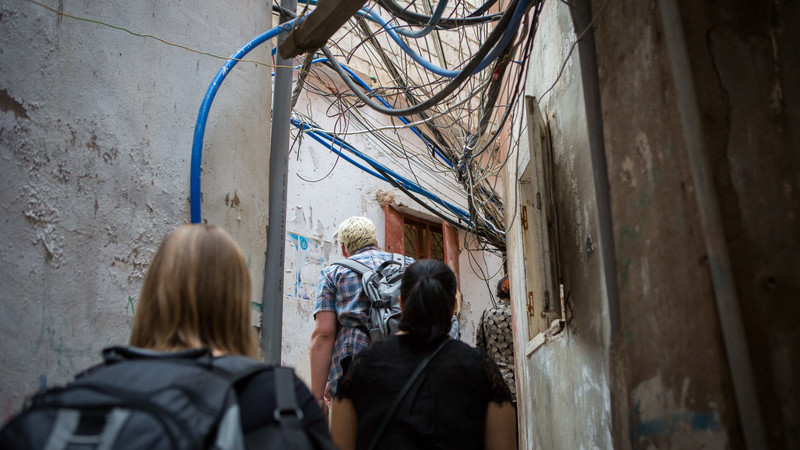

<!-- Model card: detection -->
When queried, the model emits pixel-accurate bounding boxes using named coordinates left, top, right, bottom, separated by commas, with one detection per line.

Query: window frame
left=384, top=204, right=460, bottom=285
left=518, top=96, right=564, bottom=354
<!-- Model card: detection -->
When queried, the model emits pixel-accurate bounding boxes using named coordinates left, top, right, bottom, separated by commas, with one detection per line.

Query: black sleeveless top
left=337, top=335, right=512, bottom=450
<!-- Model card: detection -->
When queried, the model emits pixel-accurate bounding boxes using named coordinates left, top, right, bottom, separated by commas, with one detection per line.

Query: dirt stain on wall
left=0, top=89, right=28, bottom=120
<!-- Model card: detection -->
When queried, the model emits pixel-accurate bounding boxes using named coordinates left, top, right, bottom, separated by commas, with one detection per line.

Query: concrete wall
left=281, top=69, right=504, bottom=383
left=0, top=1, right=272, bottom=420
left=674, top=0, right=800, bottom=446
left=504, top=1, right=613, bottom=448
left=508, top=0, right=799, bottom=448
left=594, top=0, right=736, bottom=443
left=592, top=0, right=800, bottom=447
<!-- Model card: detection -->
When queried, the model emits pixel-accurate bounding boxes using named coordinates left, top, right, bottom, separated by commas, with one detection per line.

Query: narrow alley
left=0, top=0, right=797, bottom=448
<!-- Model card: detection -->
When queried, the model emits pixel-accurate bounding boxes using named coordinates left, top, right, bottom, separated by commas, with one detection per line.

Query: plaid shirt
left=313, top=246, right=413, bottom=397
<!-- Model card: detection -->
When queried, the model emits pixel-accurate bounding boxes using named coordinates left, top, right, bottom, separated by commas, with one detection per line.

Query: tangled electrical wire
left=276, top=0, right=544, bottom=256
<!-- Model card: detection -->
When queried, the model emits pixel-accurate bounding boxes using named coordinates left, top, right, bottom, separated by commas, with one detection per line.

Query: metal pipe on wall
left=261, top=0, right=297, bottom=365
left=658, top=1, right=767, bottom=448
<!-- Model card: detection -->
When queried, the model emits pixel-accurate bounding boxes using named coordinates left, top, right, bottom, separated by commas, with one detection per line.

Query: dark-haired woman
left=331, top=259, right=516, bottom=450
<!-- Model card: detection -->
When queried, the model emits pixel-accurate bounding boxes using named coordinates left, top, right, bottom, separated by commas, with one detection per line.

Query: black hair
left=399, top=259, right=457, bottom=344
left=496, top=276, right=510, bottom=299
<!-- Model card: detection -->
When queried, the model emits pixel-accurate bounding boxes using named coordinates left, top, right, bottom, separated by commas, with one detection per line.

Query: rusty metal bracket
left=521, top=205, right=528, bottom=231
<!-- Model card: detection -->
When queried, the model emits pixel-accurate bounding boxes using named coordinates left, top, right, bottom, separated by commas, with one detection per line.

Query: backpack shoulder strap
left=375, top=254, right=407, bottom=273
left=211, top=355, right=271, bottom=383
left=331, top=258, right=372, bottom=275
left=273, top=367, right=308, bottom=443
left=242, top=367, right=314, bottom=450
left=273, top=367, right=298, bottom=411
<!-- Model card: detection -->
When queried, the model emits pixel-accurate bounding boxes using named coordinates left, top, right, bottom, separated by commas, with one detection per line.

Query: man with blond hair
left=309, top=216, right=413, bottom=418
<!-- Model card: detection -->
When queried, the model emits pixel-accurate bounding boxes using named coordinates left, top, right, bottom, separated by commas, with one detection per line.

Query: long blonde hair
left=130, top=224, right=259, bottom=358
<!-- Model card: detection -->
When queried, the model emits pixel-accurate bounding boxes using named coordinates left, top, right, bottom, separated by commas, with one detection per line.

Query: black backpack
left=0, top=346, right=335, bottom=450
left=333, top=253, right=408, bottom=342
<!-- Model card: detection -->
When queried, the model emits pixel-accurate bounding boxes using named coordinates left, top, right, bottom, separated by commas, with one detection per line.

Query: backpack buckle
left=274, top=406, right=305, bottom=422
left=373, top=300, right=391, bottom=308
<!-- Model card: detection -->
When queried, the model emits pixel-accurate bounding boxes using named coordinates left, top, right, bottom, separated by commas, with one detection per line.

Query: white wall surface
left=0, top=1, right=272, bottom=420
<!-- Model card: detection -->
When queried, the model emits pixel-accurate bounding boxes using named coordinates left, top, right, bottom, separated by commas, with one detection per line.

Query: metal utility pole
left=261, top=0, right=297, bottom=365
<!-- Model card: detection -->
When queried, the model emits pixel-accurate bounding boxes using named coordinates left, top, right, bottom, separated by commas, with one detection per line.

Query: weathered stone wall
left=677, top=0, right=800, bottom=447
left=591, top=0, right=799, bottom=447
left=592, top=1, right=735, bottom=447
left=509, top=0, right=799, bottom=447
left=0, top=1, right=272, bottom=420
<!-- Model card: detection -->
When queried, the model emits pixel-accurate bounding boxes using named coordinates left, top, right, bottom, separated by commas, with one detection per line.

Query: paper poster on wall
left=285, top=232, right=328, bottom=300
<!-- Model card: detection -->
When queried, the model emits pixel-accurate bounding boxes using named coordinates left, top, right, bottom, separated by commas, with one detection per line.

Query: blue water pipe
left=190, top=19, right=298, bottom=223
left=292, top=119, right=388, bottom=180
left=190, top=0, right=525, bottom=222
left=299, top=56, right=454, bottom=168
left=291, top=118, right=471, bottom=221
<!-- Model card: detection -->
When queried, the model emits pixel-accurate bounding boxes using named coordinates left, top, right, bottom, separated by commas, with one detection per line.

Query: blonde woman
left=130, top=224, right=260, bottom=357
left=130, top=224, right=331, bottom=441
left=0, top=224, right=334, bottom=449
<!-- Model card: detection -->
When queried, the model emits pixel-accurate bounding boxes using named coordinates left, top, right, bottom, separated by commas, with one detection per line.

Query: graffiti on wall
left=285, top=232, right=328, bottom=301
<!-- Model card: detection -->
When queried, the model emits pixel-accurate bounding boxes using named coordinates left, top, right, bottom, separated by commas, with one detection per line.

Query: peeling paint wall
left=0, top=2, right=272, bottom=420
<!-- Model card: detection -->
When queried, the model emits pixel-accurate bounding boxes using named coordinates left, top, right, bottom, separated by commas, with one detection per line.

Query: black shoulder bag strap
left=367, top=338, right=452, bottom=450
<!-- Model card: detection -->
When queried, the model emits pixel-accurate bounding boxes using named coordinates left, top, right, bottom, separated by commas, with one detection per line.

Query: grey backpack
left=0, top=346, right=335, bottom=450
left=333, top=254, right=408, bottom=342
